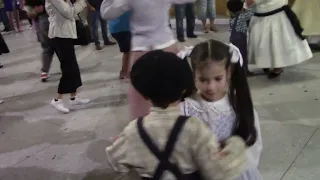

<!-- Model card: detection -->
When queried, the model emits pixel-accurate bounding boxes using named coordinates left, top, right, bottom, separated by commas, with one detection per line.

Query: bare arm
left=46, top=0, right=86, bottom=19
left=100, top=0, right=130, bottom=20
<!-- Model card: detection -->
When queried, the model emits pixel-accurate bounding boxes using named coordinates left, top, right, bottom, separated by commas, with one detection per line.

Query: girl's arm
left=100, top=0, right=130, bottom=20
left=46, top=0, right=86, bottom=19
left=246, top=110, right=263, bottom=167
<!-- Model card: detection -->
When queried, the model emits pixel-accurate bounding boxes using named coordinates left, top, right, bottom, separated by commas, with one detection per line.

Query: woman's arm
left=46, top=0, right=86, bottom=19
left=100, top=0, right=130, bottom=20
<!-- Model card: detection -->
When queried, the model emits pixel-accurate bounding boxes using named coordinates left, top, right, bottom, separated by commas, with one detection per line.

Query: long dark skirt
left=0, top=33, right=9, bottom=55
left=51, top=38, right=82, bottom=94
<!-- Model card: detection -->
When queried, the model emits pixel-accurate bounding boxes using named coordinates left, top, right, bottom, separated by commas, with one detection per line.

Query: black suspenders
left=137, top=116, right=189, bottom=180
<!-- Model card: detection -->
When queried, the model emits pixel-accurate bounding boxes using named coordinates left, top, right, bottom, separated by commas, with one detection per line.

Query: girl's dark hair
left=189, top=39, right=256, bottom=146
left=130, top=50, right=195, bottom=109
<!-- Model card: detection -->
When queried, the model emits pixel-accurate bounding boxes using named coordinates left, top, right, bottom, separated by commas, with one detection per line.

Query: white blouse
left=180, top=93, right=263, bottom=170
left=100, top=0, right=196, bottom=51
left=46, top=0, right=86, bottom=39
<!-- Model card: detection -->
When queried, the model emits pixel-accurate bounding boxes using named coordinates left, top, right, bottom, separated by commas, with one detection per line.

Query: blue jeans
left=0, top=8, right=10, bottom=29
left=174, top=3, right=195, bottom=38
left=90, top=10, right=109, bottom=45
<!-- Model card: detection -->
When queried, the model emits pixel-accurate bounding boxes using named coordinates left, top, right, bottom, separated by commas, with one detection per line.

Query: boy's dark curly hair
left=130, top=50, right=194, bottom=109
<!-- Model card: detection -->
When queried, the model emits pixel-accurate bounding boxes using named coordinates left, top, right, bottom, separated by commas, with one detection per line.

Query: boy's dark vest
left=137, top=116, right=204, bottom=180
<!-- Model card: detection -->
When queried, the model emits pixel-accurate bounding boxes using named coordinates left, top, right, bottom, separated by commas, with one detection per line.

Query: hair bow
left=177, top=46, right=194, bottom=59
left=228, top=43, right=243, bottom=67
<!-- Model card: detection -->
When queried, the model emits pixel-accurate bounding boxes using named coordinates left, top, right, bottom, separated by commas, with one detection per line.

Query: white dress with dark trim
left=248, top=0, right=312, bottom=68
left=180, top=93, right=263, bottom=180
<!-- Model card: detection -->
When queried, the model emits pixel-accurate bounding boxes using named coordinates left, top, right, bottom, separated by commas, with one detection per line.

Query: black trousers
left=51, top=38, right=82, bottom=94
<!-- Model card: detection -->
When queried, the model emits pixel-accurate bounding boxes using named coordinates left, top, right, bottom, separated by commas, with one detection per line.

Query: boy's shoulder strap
left=137, top=116, right=190, bottom=180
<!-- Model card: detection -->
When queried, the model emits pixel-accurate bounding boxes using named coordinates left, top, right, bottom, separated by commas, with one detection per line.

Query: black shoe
left=95, top=44, right=103, bottom=50
left=3, top=27, right=13, bottom=32
left=268, top=69, right=283, bottom=79
left=187, top=34, right=197, bottom=38
left=262, top=68, right=270, bottom=73
left=309, top=43, right=320, bottom=51
left=104, top=41, right=116, bottom=46
left=246, top=71, right=255, bottom=77
left=177, top=37, right=185, bottom=42
left=0, top=63, right=3, bottom=68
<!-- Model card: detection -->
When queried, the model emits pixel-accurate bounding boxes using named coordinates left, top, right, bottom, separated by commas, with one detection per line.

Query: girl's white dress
left=181, top=93, right=263, bottom=180
left=248, top=0, right=312, bottom=68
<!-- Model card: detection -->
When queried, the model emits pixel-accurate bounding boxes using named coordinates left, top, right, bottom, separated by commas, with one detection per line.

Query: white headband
left=177, top=43, right=243, bottom=66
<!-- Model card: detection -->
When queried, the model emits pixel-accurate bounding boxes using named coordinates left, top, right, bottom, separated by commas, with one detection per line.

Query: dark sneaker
left=104, top=41, right=116, bottom=46
left=95, top=44, right=103, bottom=50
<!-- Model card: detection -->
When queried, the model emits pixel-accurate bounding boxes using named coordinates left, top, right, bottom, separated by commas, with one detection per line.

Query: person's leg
left=0, top=8, right=11, bottom=31
left=39, top=16, right=54, bottom=81
left=6, top=11, right=14, bottom=31
left=50, top=38, right=88, bottom=113
left=174, top=4, right=186, bottom=42
left=99, top=15, right=115, bottom=45
left=197, top=0, right=208, bottom=33
left=13, top=9, right=21, bottom=32
left=112, top=31, right=131, bottom=79
left=90, top=10, right=101, bottom=50
left=40, top=42, right=54, bottom=80
left=185, top=3, right=197, bottom=38
left=208, top=0, right=218, bottom=32
left=128, top=51, right=152, bottom=120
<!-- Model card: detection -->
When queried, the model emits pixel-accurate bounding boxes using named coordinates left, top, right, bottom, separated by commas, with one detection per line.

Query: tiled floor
left=0, top=23, right=320, bottom=180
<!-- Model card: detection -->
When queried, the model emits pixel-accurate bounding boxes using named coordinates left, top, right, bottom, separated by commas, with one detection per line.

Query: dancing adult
left=46, top=0, right=90, bottom=113
left=292, top=0, right=320, bottom=50
left=247, top=0, right=312, bottom=79
left=101, top=0, right=196, bottom=120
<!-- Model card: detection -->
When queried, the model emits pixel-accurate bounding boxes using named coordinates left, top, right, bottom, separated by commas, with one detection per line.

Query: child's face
left=194, top=60, right=230, bottom=102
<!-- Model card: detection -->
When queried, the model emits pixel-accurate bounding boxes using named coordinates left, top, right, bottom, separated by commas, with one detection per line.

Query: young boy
left=108, top=12, right=131, bottom=79
left=227, top=0, right=253, bottom=76
left=106, top=50, right=247, bottom=180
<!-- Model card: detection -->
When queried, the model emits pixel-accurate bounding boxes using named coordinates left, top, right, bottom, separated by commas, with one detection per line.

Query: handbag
left=73, top=15, right=92, bottom=46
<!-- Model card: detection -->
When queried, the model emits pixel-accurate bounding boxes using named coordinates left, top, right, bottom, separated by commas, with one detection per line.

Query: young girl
left=247, top=0, right=312, bottom=79
left=179, top=40, right=263, bottom=180
left=106, top=50, right=247, bottom=180
left=100, top=0, right=197, bottom=120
